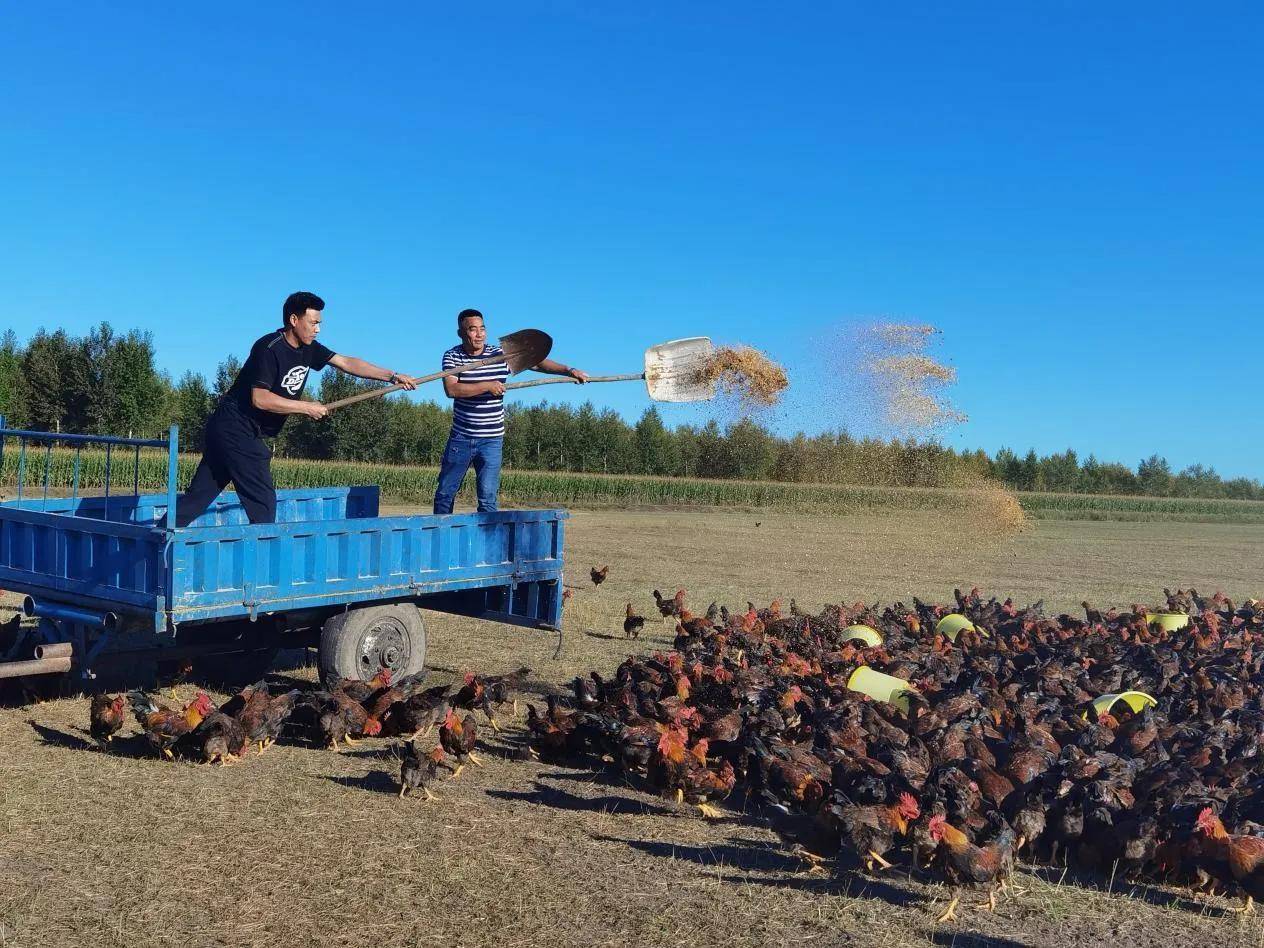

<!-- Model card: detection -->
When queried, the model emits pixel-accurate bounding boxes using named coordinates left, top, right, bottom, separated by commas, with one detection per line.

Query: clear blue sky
left=2, top=4, right=1260, bottom=477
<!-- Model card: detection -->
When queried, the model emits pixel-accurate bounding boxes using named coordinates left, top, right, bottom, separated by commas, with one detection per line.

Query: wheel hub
left=356, top=616, right=410, bottom=677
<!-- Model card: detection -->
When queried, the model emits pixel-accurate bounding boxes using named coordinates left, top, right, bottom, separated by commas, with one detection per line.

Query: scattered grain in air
left=822, top=319, right=1027, bottom=537
left=854, top=326, right=967, bottom=431
left=696, top=346, right=789, bottom=408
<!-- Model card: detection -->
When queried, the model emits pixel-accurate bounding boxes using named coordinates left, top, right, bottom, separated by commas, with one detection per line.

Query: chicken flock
left=531, top=586, right=1264, bottom=919
left=83, top=584, right=1264, bottom=920
left=91, top=668, right=531, bottom=799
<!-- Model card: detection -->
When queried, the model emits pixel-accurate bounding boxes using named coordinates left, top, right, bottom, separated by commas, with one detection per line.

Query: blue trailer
left=0, top=421, right=567, bottom=686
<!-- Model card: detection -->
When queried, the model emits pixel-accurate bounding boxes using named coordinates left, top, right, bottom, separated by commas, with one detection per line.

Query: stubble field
left=2, top=508, right=1264, bottom=948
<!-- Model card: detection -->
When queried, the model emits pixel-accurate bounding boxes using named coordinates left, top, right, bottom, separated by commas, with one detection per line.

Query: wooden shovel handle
left=323, top=353, right=507, bottom=411
left=503, top=373, right=644, bottom=391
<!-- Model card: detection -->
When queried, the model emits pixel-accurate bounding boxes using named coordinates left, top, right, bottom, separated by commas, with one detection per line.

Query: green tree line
left=0, top=324, right=1260, bottom=500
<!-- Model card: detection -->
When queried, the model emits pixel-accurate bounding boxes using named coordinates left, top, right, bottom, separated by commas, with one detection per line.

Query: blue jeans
left=433, top=432, right=503, bottom=514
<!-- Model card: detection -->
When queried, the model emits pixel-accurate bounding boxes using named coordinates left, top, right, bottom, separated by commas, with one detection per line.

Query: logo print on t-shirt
left=280, top=366, right=309, bottom=395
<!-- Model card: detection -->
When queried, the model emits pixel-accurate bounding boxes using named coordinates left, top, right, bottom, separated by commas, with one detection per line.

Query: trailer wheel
left=319, top=604, right=426, bottom=685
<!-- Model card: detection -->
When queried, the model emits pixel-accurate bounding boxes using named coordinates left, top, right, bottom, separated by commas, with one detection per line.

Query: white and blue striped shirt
left=443, top=343, right=508, bottom=438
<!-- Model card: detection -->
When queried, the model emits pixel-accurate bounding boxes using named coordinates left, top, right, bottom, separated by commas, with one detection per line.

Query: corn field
left=2, top=447, right=1262, bottom=523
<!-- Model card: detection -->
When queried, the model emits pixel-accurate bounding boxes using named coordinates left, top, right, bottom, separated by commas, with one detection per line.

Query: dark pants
left=175, top=407, right=277, bottom=527
left=433, top=432, right=503, bottom=514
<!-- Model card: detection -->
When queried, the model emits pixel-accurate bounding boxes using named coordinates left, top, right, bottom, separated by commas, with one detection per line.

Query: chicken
left=1002, top=787, right=1048, bottom=854
left=128, top=690, right=215, bottom=758
left=382, top=684, right=451, bottom=739
left=226, top=681, right=299, bottom=753
left=754, top=743, right=829, bottom=813
left=833, top=792, right=921, bottom=872
left=526, top=702, right=569, bottom=758
left=653, top=589, right=686, bottom=619
left=928, top=814, right=1016, bottom=921
left=1113, top=707, right=1158, bottom=756
left=398, top=740, right=445, bottom=800
left=177, top=709, right=247, bottom=765
left=590, top=565, right=609, bottom=587
left=438, top=710, right=482, bottom=777
left=1196, top=808, right=1264, bottom=912
left=362, top=672, right=431, bottom=727
left=301, top=688, right=382, bottom=749
left=89, top=693, right=127, bottom=750
left=483, top=667, right=531, bottom=713
left=329, top=668, right=393, bottom=705
left=452, top=667, right=531, bottom=730
left=0, top=613, right=21, bottom=655
left=623, top=603, right=645, bottom=640
left=646, top=727, right=735, bottom=818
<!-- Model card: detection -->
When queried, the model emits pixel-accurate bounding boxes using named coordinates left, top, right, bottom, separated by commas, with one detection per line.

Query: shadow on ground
left=487, top=781, right=679, bottom=817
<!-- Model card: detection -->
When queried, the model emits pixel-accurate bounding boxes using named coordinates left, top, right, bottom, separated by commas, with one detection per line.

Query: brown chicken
left=329, top=668, right=393, bottom=705
left=647, top=728, right=734, bottom=818
left=623, top=603, right=645, bottom=640
left=89, top=693, right=127, bottom=750
left=128, top=690, right=215, bottom=758
left=303, top=688, right=383, bottom=749
left=452, top=667, right=531, bottom=730
left=362, top=672, right=430, bottom=728
left=757, top=746, right=828, bottom=813
left=526, top=701, right=575, bottom=758
left=834, top=793, right=921, bottom=872
left=399, top=739, right=446, bottom=800
left=382, top=684, right=451, bottom=739
left=226, top=681, right=300, bottom=753
left=177, top=709, right=247, bottom=765
left=590, top=565, right=609, bottom=587
left=928, top=814, right=1016, bottom=921
left=653, top=589, right=686, bottom=619
left=1196, top=808, right=1264, bottom=912
left=439, top=710, right=481, bottom=777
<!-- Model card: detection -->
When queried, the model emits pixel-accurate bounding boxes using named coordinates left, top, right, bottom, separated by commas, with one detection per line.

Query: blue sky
left=2, top=3, right=1260, bottom=477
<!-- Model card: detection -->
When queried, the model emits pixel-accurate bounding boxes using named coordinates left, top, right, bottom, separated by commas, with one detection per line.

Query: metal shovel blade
left=498, top=329, right=554, bottom=372
left=644, top=337, right=716, bottom=402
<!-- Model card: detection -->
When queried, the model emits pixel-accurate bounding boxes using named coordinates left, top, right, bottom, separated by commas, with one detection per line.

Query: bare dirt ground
left=3, top=509, right=1264, bottom=948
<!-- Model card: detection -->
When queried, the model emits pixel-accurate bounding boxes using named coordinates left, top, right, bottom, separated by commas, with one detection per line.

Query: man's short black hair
left=283, top=291, right=325, bottom=324
left=457, top=308, right=484, bottom=325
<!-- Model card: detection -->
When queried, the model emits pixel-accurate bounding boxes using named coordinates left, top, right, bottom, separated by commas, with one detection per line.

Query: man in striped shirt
left=433, top=308, right=587, bottom=514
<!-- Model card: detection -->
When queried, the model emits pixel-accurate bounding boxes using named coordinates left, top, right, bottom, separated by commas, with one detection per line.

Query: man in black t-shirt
left=174, top=291, right=419, bottom=527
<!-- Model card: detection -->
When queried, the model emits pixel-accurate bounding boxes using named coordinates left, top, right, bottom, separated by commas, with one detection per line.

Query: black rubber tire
left=318, top=603, right=426, bottom=686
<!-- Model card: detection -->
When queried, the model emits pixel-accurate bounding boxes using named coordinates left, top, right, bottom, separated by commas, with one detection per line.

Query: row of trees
left=1, top=325, right=1260, bottom=500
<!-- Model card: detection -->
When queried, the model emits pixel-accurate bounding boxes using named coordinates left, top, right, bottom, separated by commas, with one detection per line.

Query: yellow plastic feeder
left=935, top=613, right=987, bottom=641
left=848, top=665, right=919, bottom=714
left=1089, top=690, right=1157, bottom=720
left=1145, top=612, right=1190, bottom=633
left=842, top=624, right=883, bottom=647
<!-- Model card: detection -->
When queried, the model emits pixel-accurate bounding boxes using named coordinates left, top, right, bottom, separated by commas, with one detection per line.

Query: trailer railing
left=0, top=416, right=180, bottom=529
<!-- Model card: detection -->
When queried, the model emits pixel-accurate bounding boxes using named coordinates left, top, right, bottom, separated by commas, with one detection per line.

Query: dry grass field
left=3, top=508, right=1264, bottom=948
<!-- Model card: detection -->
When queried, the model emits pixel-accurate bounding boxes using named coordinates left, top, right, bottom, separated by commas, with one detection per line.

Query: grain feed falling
left=813, top=320, right=1026, bottom=536
left=695, top=346, right=789, bottom=410
left=860, top=326, right=967, bottom=433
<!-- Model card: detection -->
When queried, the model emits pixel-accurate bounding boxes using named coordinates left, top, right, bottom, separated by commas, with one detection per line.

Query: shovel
left=503, top=337, right=716, bottom=402
left=323, top=329, right=553, bottom=411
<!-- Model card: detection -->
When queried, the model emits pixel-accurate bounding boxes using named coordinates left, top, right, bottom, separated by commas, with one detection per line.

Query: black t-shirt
left=223, top=330, right=336, bottom=437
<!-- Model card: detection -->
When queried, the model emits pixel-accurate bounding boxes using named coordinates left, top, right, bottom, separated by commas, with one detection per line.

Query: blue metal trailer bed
left=0, top=419, right=566, bottom=685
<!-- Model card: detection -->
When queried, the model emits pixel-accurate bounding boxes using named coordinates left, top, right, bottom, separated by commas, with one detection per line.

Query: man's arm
left=252, top=388, right=329, bottom=419
left=443, top=376, right=504, bottom=398
left=534, top=358, right=589, bottom=383
left=327, top=354, right=420, bottom=390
